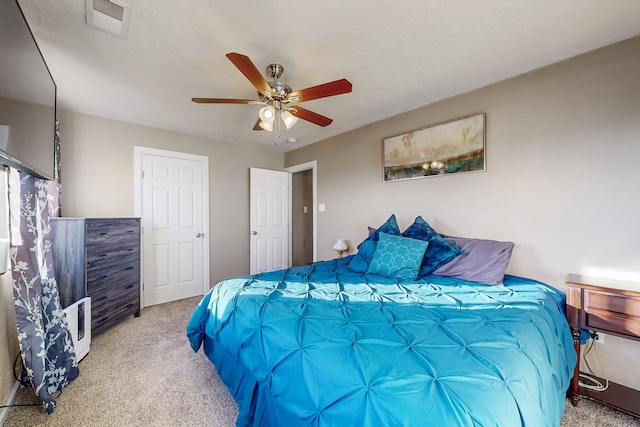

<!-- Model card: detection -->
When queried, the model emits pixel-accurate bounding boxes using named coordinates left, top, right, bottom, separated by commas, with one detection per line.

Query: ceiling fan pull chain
left=274, top=111, right=281, bottom=145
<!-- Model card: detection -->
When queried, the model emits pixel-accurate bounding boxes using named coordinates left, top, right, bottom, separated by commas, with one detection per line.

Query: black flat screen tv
left=0, top=0, right=56, bottom=180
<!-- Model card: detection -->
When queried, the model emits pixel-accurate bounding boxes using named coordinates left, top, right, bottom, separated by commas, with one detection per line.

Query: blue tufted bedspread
left=187, top=257, right=576, bottom=427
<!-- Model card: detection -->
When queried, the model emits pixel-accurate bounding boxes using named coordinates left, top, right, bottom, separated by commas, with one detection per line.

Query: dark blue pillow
left=402, top=216, right=463, bottom=276
left=348, top=214, right=401, bottom=272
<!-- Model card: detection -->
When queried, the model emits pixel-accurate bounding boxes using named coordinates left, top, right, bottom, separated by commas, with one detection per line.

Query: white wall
left=286, top=36, right=640, bottom=390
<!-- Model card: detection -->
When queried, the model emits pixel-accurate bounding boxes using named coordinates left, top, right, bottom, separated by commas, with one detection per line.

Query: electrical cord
left=578, top=333, right=609, bottom=392
left=0, top=353, right=58, bottom=409
left=13, top=353, right=29, bottom=387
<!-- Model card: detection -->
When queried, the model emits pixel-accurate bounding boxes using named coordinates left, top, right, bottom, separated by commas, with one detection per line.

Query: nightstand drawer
left=585, top=290, right=640, bottom=316
left=586, top=309, right=640, bottom=337
left=584, top=289, right=640, bottom=337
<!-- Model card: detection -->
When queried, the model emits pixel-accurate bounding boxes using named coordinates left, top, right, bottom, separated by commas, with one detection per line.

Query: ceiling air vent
left=85, top=0, right=131, bottom=40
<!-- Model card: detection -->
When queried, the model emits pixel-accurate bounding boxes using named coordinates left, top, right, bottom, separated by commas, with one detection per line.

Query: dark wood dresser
left=565, top=274, right=640, bottom=417
left=51, top=217, right=141, bottom=336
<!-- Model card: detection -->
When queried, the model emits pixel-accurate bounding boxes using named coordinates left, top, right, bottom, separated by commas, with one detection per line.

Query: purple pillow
left=432, top=236, right=514, bottom=285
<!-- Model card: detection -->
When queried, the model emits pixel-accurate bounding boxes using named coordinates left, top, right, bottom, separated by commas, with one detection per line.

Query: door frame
left=133, top=146, right=210, bottom=308
left=285, top=160, right=317, bottom=264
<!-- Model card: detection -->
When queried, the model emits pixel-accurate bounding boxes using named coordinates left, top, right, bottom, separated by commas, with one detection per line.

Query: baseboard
left=0, top=380, right=20, bottom=425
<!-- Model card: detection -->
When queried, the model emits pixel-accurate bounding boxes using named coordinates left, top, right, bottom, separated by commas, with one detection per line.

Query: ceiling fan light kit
left=280, top=110, right=298, bottom=129
left=258, top=106, right=275, bottom=131
left=192, top=53, right=352, bottom=135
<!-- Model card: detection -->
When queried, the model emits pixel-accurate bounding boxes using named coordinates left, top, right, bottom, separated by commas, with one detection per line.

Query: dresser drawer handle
left=97, top=232, right=108, bottom=236
left=124, top=266, right=134, bottom=271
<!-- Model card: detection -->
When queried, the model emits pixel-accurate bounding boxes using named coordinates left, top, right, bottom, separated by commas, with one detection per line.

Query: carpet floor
left=3, top=296, right=639, bottom=426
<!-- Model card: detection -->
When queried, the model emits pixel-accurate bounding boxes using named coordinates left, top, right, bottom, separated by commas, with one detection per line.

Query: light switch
left=319, top=203, right=326, bottom=212
left=303, top=206, right=308, bottom=214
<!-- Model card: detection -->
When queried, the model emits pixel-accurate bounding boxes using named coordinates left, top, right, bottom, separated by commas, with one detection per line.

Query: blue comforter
left=187, top=257, right=576, bottom=427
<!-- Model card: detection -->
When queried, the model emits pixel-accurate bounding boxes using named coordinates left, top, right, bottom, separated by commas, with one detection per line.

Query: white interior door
left=136, top=148, right=209, bottom=306
left=250, top=168, right=289, bottom=274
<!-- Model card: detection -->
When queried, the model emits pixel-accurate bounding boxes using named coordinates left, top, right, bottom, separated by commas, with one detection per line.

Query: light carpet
left=3, top=296, right=639, bottom=426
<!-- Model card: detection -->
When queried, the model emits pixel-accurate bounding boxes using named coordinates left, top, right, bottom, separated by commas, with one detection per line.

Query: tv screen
left=0, top=0, right=56, bottom=180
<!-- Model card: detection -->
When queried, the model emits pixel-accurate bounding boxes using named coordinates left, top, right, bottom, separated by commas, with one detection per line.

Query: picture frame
left=383, top=113, right=486, bottom=182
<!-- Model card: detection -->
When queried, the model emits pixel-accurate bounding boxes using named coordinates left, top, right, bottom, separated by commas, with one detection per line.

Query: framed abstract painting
left=383, top=113, right=486, bottom=182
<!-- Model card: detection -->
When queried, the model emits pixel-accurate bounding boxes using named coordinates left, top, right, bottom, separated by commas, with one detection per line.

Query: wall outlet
left=591, top=331, right=604, bottom=344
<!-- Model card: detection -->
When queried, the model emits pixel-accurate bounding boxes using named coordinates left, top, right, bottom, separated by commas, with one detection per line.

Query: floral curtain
left=7, top=167, right=78, bottom=414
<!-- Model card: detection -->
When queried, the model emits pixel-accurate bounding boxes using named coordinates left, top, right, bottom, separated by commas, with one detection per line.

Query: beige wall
left=0, top=171, right=19, bottom=408
left=292, top=170, right=313, bottom=266
left=286, top=36, right=640, bottom=389
left=57, top=110, right=284, bottom=283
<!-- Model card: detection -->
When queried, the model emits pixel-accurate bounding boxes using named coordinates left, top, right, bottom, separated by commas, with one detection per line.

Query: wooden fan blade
left=192, top=98, right=260, bottom=104
left=290, top=106, right=333, bottom=127
left=226, top=53, right=273, bottom=96
left=289, top=79, right=352, bottom=103
left=252, top=119, right=264, bottom=131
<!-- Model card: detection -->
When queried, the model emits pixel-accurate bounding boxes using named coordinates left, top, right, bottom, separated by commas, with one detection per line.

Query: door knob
left=196, top=233, right=204, bottom=238
left=252, top=231, right=257, bottom=235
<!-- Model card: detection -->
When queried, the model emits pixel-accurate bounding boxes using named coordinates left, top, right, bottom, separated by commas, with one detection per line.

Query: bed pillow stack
left=349, top=214, right=461, bottom=279
left=349, top=214, right=515, bottom=285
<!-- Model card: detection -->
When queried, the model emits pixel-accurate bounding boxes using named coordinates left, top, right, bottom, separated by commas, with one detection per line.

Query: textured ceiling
left=17, top=0, right=640, bottom=152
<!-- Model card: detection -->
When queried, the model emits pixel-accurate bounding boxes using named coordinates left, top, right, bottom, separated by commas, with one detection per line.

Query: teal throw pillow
left=367, top=232, right=429, bottom=280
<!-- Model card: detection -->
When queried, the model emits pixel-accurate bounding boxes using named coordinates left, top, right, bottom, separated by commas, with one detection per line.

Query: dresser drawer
left=89, top=280, right=140, bottom=334
left=89, top=280, right=139, bottom=315
left=86, top=218, right=139, bottom=235
left=87, top=261, right=139, bottom=292
left=86, top=246, right=139, bottom=281
left=86, top=239, right=139, bottom=259
left=86, top=229, right=139, bottom=258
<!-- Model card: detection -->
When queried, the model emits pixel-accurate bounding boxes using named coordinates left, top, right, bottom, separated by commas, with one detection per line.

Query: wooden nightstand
left=565, top=274, right=640, bottom=417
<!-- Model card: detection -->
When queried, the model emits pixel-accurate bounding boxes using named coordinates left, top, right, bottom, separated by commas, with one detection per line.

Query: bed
left=187, top=215, right=577, bottom=426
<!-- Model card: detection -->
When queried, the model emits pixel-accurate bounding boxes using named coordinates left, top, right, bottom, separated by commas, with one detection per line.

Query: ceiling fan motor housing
left=259, top=81, right=292, bottom=102
left=266, top=63, right=284, bottom=80
left=257, top=64, right=292, bottom=102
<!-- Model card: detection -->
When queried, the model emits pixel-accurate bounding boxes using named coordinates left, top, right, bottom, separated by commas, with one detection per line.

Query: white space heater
left=63, top=297, right=91, bottom=361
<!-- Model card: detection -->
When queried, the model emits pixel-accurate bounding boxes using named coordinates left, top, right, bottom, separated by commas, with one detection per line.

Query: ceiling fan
left=192, top=53, right=353, bottom=132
